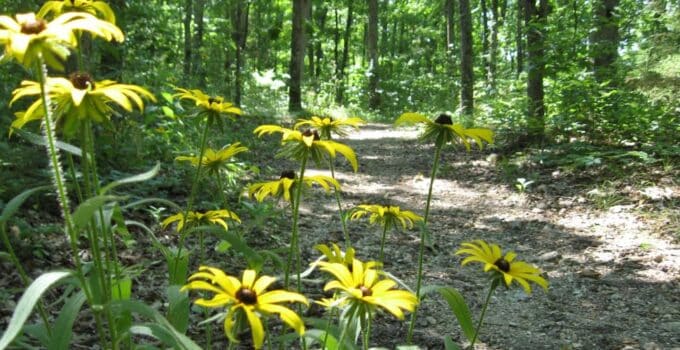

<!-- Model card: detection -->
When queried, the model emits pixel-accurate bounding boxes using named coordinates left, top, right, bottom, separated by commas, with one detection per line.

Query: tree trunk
left=315, top=5, right=327, bottom=78
left=306, top=0, right=314, bottom=80
left=591, top=0, right=620, bottom=84
left=459, top=0, right=474, bottom=121
left=335, top=0, right=353, bottom=105
left=516, top=0, right=524, bottom=76
left=183, top=0, right=193, bottom=82
left=489, top=0, right=500, bottom=89
left=232, top=0, right=250, bottom=106
left=193, top=0, right=206, bottom=87
left=367, top=0, right=380, bottom=109
left=481, top=0, right=490, bottom=78
left=525, top=0, right=548, bottom=142
left=289, top=0, right=308, bottom=112
left=445, top=0, right=456, bottom=75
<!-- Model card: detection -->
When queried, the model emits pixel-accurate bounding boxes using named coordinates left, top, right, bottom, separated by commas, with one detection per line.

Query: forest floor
left=292, top=123, right=680, bottom=350
left=1, top=123, right=678, bottom=350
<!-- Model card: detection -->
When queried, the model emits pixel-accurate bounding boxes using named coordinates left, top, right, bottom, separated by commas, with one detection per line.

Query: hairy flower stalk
left=35, top=58, right=109, bottom=349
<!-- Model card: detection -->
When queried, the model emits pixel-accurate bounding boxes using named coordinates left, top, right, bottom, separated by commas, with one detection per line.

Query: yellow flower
left=394, top=112, right=494, bottom=150
left=248, top=170, right=341, bottom=203
left=455, top=240, right=549, bottom=294
left=0, top=12, right=123, bottom=69
left=182, top=267, right=308, bottom=349
left=314, top=243, right=355, bottom=266
left=10, top=72, right=155, bottom=136
left=176, top=142, right=248, bottom=175
left=318, top=259, right=418, bottom=320
left=350, top=204, right=423, bottom=230
left=294, top=116, right=364, bottom=139
left=38, top=0, right=116, bottom=24
left=174, top=87, right=242, bottom=125
left=254, top=125, right=358, bottom=172
left=161, top=209, right=240, bottom=233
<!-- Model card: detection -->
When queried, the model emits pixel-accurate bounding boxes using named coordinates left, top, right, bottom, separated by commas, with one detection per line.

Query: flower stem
left=378, top=224, right=389, bottom=263
left=363, top=308, right=372, bottom=350
left=407, top=143, right=443, bottom=343
left=284, top=153, right=308, bottom=291
left=173, top=120, right=211, bottom=279
left=468, top=280, right=498, bottom=349
left=328, top=157, right=351, bottom=248
left=35, top=58, right=108, bottom=349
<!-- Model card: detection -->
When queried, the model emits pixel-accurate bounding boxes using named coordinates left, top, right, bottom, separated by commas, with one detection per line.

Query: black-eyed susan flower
left=176, top=142, right=248, bottom=175
left=247, top=170, right=341, bottom=203
left=38, top=0, right=116, bottom=24
left=0, top=12, right=123, bottom=70
left=181, top=267, right=308, bottom=349
left=174, top=87, right=241, bottom=125
left=161, top=209, right=240, bottom=233
left=350, top=204, right=423, bottom=231
left=395, top=112, right=494, bottom=150
left=10, top=72, right=155, bottom=136
left=456, top=240, right=548, bottom=294
left=318, top=258, right=418, bottom=320
left=254, top=125, right=358, bottom=172
left=294, top=115, right=364, bottom=140
left=314, top=243, right=355, bottom=266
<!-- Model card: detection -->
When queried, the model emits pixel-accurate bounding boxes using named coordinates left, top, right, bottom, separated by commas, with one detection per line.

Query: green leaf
left=166, top=285, right=190, bottom=334
left=0, top=270, right=74, bottom=349
left=48, top=291, right=86, bottom=350
left=161, top=91, right=174, bottom=104
left=0, top=186, right=50, bottom=223
left=71, top=195, right=122, bottom=232
left=215, top=240, right=232, bottom=253
left=303, top=329, right=340, bottom=350
left=438, top=286, right=475, bottom=341
left=444, top=336, right=463, bottom=350
left=100, top=162, right=161, bottom=195
left=112, top=300, right=201, bottom=350
left=161, top=106, right=175, bottom=118
left=13, top=128, right=82, bottom=157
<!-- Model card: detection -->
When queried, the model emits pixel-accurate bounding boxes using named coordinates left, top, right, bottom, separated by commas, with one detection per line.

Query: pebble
left=578, top=269, right=601, bottom=279
left=653, top=255, right=663, bottom=263
left=539, top=251, right=561, bottom=262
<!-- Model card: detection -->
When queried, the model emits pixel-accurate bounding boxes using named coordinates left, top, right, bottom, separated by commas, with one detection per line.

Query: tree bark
left=481, top=0, right=490, bottom=77
left=591, top=0, right=620, bottom=84
left=459, top=0, right=474, bottom=121
left=367, top=0, right=380, bottom=109
left=232, top=0, right=250, bottom=106
left=445, top=0, right=456, bottom=75
left=335, top=0, right=354, bottom=105
left=193, top=0, right=206, bottom=87
left=315, top=4, right=327, bottom=78
left=489, top=0, right=500, bottom=89
left=183, top=0, right=193, bottom=82
left=525, top=0, right=549, bottom=142
left=289, top=0, right=308, bottom=111
left=516, top=0, right=524, bottom=76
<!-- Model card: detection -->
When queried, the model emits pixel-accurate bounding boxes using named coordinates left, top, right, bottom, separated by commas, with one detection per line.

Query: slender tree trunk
left=289, top=0, right=308, bottom=111
left=315, top=5, right=327, bottom=78
left=183, top=0, right=193, bottom=82
left=525, top=0, right=548, bottom=142
left=459, top=0, right=474, bottom=121
left=335, top=0, right=353, bottom=105
left=481, top=0, right=490, bottom=78
left=193, top=0, right=206, bottom=87
left=232, top=0, right=250, bottom=106
left=516, top=0, right=524, bottom=76
left=591, top=0, right=620, bottom=84
left=445, top=0, right=457, bottom=76
left=306, top=1, right=314, bottom=80
left=489, top=0, right=500, bottom=89
left=367, top=0, right=380, bottom=109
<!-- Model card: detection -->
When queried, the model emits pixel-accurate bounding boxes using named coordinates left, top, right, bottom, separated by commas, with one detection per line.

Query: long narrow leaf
left=47, top=291, right=86, bottom=350
left=14, top=128, right=82, bottom=157
left=304, top=329, right=340, bottom=350
left=100, top=162, right=161, bottom=195
left=0, top=270, right=74, bottom=349
left=71, top=195, right=122, bottom=232
left=438, top=286, right=475, bottom=341
left=444, top=335, right=463, bottom=350
left=0, top=186, right=50, bottom=223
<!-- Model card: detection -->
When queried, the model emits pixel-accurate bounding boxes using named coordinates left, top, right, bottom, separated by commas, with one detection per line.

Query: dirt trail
left=299, top=123, right=680, bottom=350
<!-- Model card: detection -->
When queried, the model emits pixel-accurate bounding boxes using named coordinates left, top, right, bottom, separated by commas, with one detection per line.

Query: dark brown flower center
left=21, top=18, right=47, bottom=35
left=208, top=97, right=217, bottom=104
left=69, top=72, right=95, bottom=90
left=302, top=129, right=320, bottom=141
left=280, top=170, right=296, bottom=179
left=435, top=114, right=453, bottom=125
left=359, top=285, right=372, bottom=297
left=494, top=258, right=510, bottom=272
left=235, top=287, right=258, bottom=305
